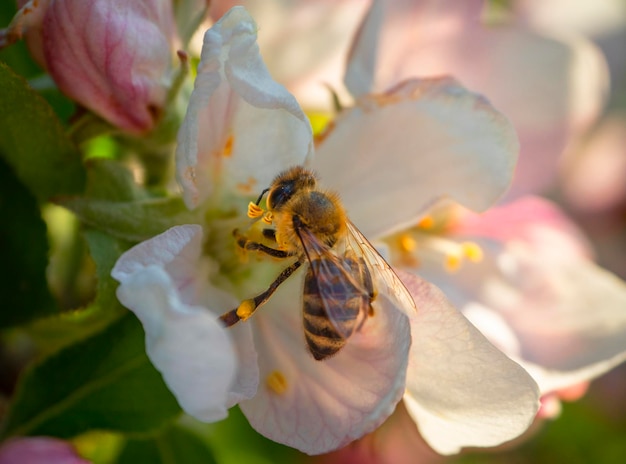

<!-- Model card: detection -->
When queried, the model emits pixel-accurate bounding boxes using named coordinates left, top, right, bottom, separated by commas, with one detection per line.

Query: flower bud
left=14, top=0, right=179, bottom=133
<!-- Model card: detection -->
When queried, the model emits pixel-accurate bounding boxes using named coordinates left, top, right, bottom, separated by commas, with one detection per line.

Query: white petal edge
left=111, top=224, right=259, bottom=411
left=399, top=271, right=539, bottom=455
left=116, top=265, right=237, bottom=422
left=315, top=77, right=519, bottom=239
left=175, top=6, right=313, bottom=208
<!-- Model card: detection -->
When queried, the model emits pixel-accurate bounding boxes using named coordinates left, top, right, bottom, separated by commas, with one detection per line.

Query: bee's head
left=266, top=166, right=317, bottom=211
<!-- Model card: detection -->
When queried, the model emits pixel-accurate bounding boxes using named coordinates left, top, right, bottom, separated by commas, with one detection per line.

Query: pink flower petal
left=0, top=437, right=89, bottom=464
left=42, top=0, right=176, bottom=132
left=418, top=200, right=626, bottom=394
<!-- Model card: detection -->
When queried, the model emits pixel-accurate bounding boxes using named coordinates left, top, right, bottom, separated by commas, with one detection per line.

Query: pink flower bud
left=0, top=437, right=90, bottom=464
left=19, top=0, right=178, bottom=133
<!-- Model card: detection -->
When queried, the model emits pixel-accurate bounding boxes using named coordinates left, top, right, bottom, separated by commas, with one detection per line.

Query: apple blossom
left=1, top=0, right=180, bottom=133
left=216, top=1, right=608, bottom=199
left=0, top=437, right=89, bottom=464
left=385, top=196, right=626, bottom=404
left=112, top=6, right=540, bottom=456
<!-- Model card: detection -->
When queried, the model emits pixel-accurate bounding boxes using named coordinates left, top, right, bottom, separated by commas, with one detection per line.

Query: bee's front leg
left=233, top=228, right=292, bottom=259
left=219, top=259, right=304, bottom=327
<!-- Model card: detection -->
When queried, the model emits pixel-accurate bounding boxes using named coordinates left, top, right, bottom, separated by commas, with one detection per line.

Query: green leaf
left=83, top=228, right=130, bottom=313
left=63, top=196, right=201, bottom=242
left=1, top=313, right=181, bottom=439
left=0, top=62, right=85, bottom=202
left=117, top=425, right=218, bottom=464
left=0, top=157, right=57, bottom=328
left=83, top=158, right=148, bottom=202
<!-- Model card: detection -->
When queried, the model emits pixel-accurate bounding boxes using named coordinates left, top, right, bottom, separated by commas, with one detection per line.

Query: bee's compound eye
left=267, top=183, right=294, bottom=210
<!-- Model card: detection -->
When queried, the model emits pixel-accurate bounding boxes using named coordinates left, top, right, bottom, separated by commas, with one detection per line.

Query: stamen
left=461, top=242, right=483, bottom=262
left=266, top=370, right=288, bottom=395
left=398, top=234, right=417, bottom=253
left=444, top=253, right=463, bottom=273
left=247, top=202, right=264, bottom=218
left=417, top=215, right=435, bottom=230
left=263, top=212, right=274, bottom=225
left=223, top=134, right=234, bottom=157
left=236, top=299, right=256, bottom=321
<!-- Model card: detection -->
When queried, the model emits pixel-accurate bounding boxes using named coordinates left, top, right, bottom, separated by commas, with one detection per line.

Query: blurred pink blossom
left=0, top=437, right=90, bottom=464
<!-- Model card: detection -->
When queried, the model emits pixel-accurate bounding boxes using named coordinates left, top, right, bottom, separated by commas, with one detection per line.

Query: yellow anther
left=247, top=201, right=264, bottom=218
left=262, top=212, right=274, bottom=225
left=266, top=370, right=288, bottom=395
left=461, top=242, right=483, bottom=262
left=417, top=215, right=435, bottom=230
left=398, top=234, right=417, bottom=253
left=236, top=299, right=256, bottom=321
left=444, top=253, right=462, bottom=273
left=223, top=134, right=234, bottom=157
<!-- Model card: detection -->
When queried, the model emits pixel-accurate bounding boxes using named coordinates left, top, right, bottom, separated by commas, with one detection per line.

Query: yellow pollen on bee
left=417, top=215, right=435, bottom=230
left=262, top=212, right=274, bottom=225
left=247, top=202, right=264, bottom=218
left=461, top=242, right=483, bottom=262
left=398, top=234, right=417, bottom=253
left=266, top=370, right=288, bottom=395
left=236, top=299, right=256, bottom=321
left=223, top=134, right=234, bottom=157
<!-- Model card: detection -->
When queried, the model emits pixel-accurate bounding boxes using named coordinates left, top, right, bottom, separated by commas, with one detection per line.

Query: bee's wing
left=296, top=226, right=372, bottom=339
left=344, top=220, right=417, bottom=317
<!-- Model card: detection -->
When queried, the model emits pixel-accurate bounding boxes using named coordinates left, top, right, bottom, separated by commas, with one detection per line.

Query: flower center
left=386, top=213, right=483, bottom=273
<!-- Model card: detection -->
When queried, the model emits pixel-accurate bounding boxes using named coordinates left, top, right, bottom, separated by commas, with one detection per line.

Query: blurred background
left=1, top=1, right=625, bottom=463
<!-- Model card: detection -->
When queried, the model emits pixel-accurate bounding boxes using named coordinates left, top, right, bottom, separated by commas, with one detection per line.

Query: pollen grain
left=266, top=370, right=288, bottom=395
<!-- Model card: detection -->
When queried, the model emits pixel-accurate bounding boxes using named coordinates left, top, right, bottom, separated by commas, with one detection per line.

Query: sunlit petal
left=399, top=271, right=539, bottom=455
left=239, top=271, right=410, bottom=454
left=315, top=77, right=518, bottom=239
left=176, top=6, right=313, bottom=208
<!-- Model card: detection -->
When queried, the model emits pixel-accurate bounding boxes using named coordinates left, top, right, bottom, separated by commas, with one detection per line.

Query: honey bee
left=220, top=166, right=415, bottom=360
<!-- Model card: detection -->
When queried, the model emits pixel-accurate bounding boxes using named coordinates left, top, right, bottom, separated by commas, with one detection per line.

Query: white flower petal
left=399, top=271, right=539, bottom=455
left=490, top=242, right=626, bottom=394
left=433, top=200, right=626, bottom=394
left=238, top=269, right=410, bottom=454
left=344, top=0, right=608, bottom=198
left=111, top=224, right=259, bottom=411
left=315, top=77, right=518, bottom=239
left=176, top=6, right=313, bottom=208
left=112, top=224, right=210, bottom=307
left=116, top=265, right=237, bottom=422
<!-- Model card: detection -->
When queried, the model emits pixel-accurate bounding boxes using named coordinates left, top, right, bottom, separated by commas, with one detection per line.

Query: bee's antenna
left=255, top=188, right=270, bottom=206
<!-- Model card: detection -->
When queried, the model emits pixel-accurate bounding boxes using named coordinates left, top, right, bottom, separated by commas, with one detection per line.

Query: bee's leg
left=233, top=228, right=292, bottom=259
left=219, top=259, right=304, bottom=327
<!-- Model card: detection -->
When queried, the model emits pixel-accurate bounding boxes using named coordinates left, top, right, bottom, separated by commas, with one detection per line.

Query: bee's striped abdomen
left=302, top=257, right=373, bottom=360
